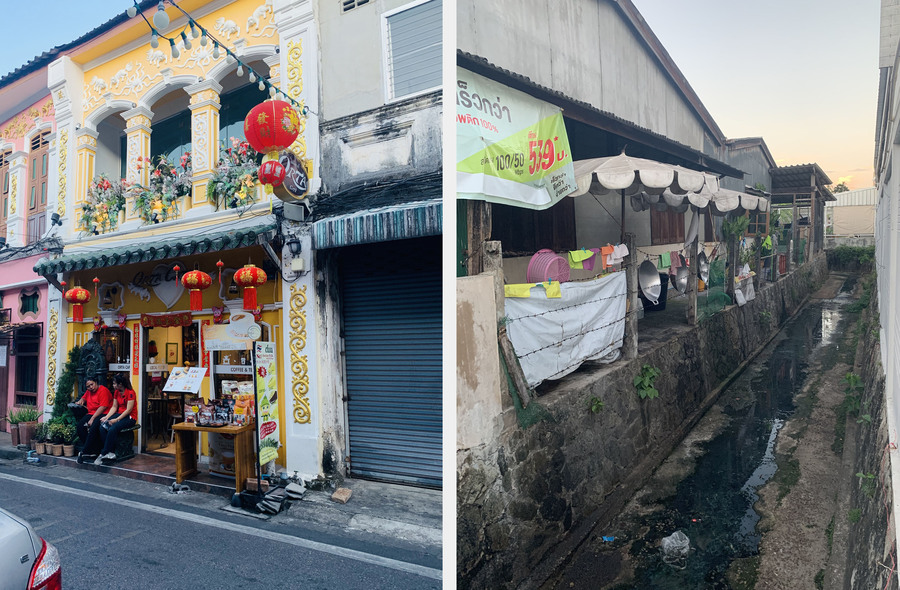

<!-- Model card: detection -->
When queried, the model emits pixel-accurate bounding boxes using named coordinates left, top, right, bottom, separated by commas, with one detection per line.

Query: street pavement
left=0, top=443, right=442, bottom=589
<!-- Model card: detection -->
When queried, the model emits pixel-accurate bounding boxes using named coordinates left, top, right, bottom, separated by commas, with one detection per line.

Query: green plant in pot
left=61, top=425, right=78, bottom=457
left=48, top=422, right=66, bottom=456
left=15, top=405, right=41, bottom=447
left=34, top=422, right=48, bottom=454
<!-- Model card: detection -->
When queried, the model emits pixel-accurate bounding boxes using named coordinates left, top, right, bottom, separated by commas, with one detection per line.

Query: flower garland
left=79, top=173, right=130, bottom=235
left=206, top=138, right=261, bottom=211
left=131, top=152, right=193, bottom=224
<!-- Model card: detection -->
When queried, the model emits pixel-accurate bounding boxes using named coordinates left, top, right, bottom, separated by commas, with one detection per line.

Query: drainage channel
left=552, top=277, right=857, bottom=589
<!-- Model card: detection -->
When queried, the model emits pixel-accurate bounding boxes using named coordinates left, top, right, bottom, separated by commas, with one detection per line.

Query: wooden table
left=172, top=421, right=256, bottom=495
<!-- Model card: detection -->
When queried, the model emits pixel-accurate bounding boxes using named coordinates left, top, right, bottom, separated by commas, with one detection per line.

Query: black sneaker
left=77, top=453, right=84, bottom=464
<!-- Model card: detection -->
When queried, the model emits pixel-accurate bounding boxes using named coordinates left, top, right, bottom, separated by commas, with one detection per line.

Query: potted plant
left=48, top=422, right=65, bottom=456
left=4, top=409, right=21, bottom=446
left=62, top=425, right=78, bottom=457
left=16, top=406, right=41, bottom=449
left=206, top=139, right=261, bottom=211
left=79, top=173, right=130, bottom=235
left=131, top=153, right=192, bottom=224
left=34, top=422, right=48, bottom=454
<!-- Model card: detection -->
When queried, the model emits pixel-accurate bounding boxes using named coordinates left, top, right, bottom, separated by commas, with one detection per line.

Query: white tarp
left=505, top=272, right=627, bottom=388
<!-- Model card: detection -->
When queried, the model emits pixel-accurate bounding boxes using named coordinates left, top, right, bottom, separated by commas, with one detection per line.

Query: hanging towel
left=600, top=245, right=615, bottom=270
left=658, top=252, right=672, bottom=269
left=582, top=248, right=601, bottom=271
left=614, top=244, right=629, bottom=259
left=669, top=250, right=683, bottom=275
left=567, top=249, right=594, bottom=270
left=504, top=282, right=562, bottom=299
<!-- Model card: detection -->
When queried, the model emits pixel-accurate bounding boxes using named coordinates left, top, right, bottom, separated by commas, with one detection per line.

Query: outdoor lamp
left=190, top=21, right=199, bottom=38
left=287, top=239, right=302, bottom=256
left=258, top=80, right=266, bottom=92
left=181, top=31, right=192, bottom=51
left=169, top=38, right=179, bottom=59
left=212, top=42, right=220, bottom=59
left=236, top=64, right=244, bottom=77
left=50, top=212, right=62, bottom=226
left=200, top=31, right=208, bottom=46
left=248, top=71, right=256, bottom=83
left=150, top=31, right=159, bottom=49
left=126, top=3, right=137, bottom=18
left=152, top=1, right=169, bottom=30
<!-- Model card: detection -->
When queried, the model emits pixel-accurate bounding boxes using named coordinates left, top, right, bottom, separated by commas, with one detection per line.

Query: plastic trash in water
left=601, top=536, right=615, bottom=542
left=660, top=530, right=690, bottom=570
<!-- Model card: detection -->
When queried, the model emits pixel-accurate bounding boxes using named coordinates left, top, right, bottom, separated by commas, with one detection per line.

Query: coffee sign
left=273, top=150, right=309, bottom=203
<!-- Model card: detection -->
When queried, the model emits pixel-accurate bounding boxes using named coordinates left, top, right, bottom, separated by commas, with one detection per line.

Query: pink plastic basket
left=526, top=249, right=571, bottom=284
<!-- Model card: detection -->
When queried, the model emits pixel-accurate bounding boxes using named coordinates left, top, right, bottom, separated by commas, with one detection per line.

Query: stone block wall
left=457, top=254, right=828, bottom=589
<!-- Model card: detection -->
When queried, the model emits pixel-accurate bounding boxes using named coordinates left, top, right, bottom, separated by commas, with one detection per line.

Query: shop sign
left=457, top=67, right=577, bottom=210
left=272, top=150, right=309, bottom=203
left=146, top=363, right=168, bottom=372
left=132, top=323, right=140, bottom=375
left=202, top=312, right=259, bottom=351
left=216, top=365, right=253, bottom=375
left=108, top=363, right=130, bottom=372
left=141, top=312, right=193, bottom=328
left=254, top=341, right=280, bottom=466
left=163, top=367, right=208, bottom=394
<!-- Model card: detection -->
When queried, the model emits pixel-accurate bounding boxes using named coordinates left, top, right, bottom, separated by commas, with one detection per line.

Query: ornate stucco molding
left=57, top=129, right=68, bottom=216
left=46, top=308, right=59, bottom=405
left=289, top=283, right=310, bottom=424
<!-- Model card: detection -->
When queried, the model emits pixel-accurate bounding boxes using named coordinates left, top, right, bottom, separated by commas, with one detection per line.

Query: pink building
left=0, top=252, right=49, bottom=426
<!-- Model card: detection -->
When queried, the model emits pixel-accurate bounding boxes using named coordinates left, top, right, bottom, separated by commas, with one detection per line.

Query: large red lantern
left=64, top=285, right=91, bottom=322
left=233, top=264, right=267, bottom=311
left=243, top=100, right=301, bottom=159
left=181, top=270, right=212, bottom=312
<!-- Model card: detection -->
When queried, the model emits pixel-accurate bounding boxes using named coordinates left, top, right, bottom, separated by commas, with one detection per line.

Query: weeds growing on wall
left=827, top=245, right=875, bottom=271
left=634, top=364, right=661, bottom=400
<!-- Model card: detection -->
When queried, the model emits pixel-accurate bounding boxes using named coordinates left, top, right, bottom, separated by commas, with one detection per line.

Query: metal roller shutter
left=340, top=237, right=442, bottom=488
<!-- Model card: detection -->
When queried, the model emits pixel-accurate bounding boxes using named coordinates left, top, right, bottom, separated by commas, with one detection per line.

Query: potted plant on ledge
left=206, top=139, right=260, bottom=212
left=80, top=173, right=130, bottom=235
left=6, top=405, right=40, bottom=447
left=62, top=425, right=78, bottom=457
left=48, top=422, right=65, bottom=456
left=34, top=422, right=48, bottom=454
left=132, top=152, right=193, bottom=224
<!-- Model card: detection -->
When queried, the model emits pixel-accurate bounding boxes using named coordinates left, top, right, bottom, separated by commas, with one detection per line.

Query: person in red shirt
left=74, top=378, right=112, bottom=455
left=94, top=374, right=139, bottom=464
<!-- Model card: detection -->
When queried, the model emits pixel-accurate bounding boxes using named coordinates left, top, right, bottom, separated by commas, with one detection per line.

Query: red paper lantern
left=243, top=100, right=301, bottom=159
left=181, top=270, right=212, bottom=312
left=64, top=286, right=91, bottom=322
left=258, top=159, right=286, bottom=187
left=233, top=264, right=267, bottom=311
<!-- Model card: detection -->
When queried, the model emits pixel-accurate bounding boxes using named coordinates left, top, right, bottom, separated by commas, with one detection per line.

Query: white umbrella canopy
left=571, top=152, right=690, bottom=197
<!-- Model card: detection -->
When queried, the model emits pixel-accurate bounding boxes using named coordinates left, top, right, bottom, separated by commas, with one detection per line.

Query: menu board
left=162, top=367, right=208, bottom=394
left=254, top=342, right=280, bottom=466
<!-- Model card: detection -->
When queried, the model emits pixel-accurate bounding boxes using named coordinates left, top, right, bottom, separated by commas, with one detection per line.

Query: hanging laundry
left=600, top=245, right=615, bottom=270
left=504, top=282, right=562, bottom=299
left=567, top=249, right=594, bottom=270
left=658, top=251, right=672, bottom=269
left=669, top=250, right=682, bottom=275
left=582, top=248, right=601, bottom=271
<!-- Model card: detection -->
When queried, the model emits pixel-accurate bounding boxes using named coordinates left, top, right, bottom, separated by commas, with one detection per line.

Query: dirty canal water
left=562, top=278, right=858, bottom=589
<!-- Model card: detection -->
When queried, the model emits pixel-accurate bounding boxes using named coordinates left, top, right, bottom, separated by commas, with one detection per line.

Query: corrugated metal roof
left=826, top=187, right=877, bottom=207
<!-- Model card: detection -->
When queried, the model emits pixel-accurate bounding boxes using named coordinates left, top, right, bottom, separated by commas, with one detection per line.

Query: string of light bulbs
left=125, top=0, right=313, bottom=116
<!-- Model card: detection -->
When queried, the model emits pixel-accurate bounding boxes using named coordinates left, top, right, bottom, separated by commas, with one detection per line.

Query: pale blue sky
left=633, top=0, right=880, bottom=189
left=0, top=3, right=125, bottom=79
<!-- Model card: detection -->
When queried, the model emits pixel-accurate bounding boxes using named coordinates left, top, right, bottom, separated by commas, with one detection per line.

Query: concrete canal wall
left=457, top=254, right=829, bottom=589
left=836, top=282, right=894, bottom=589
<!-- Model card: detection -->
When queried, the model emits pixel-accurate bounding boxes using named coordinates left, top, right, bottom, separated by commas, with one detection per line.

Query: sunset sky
left=633, top=0, right=880, bottom=190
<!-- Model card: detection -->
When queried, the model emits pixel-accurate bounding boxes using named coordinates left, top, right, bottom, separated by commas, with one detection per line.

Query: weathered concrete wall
left=457, top=254, right=829, bottom=589
left=826, top=235, right=877, bottom=249
left=837, top=283, right=895, bottom=589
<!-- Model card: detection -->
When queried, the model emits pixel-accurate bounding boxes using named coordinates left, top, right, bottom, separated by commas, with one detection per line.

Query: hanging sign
left=140, top=312, right=193, bottom=328
left=456, top=67, right=577, bottom=210
left=201, top=319, right=210, bottom=370
left=132, top=323, right=140, bottom=376
left=254, top=341, right=280, bottom=466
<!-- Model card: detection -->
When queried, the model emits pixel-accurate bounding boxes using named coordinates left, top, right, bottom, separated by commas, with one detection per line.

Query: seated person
left=74, top=378, right=112, bottom=453
left=93, top=374, right=138, bottom=465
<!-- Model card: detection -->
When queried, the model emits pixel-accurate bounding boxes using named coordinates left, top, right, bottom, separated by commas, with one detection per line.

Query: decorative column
left=122, top=107, right=153, bottom=224
left=186, top=80, right=222, bottom=213
left=274, top=0, right=321, bottom=478
left=6, top=153, right=26, bottom=247
left=74, top=129, right=97, bottom=231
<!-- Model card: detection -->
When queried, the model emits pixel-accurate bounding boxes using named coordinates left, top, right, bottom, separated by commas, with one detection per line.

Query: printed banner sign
left=141, top=312, right=193, bottom=328
left=457, top=67, right=577, bottom=210
left=162, top=367, right=208, bottom=394
left=254, top=342, right=280, bottom=466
